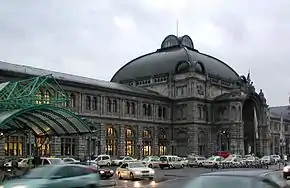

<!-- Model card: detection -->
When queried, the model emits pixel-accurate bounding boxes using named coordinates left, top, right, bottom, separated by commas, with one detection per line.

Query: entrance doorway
left=242, top=99, right=256, bottom=154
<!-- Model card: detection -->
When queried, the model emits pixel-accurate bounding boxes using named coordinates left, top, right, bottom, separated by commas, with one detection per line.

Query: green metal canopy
left=0, top=75, right=92, bottom=136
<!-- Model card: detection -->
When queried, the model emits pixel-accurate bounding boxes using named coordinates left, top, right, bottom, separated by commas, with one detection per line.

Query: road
left=99, top=166, right=283, bottom=188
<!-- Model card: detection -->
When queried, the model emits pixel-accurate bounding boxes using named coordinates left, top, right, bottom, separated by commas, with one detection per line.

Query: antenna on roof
left=176, top=20, right=179, bottom=37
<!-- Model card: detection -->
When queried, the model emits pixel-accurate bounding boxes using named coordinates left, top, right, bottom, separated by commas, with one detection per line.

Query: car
left=203, top=156, right=224, bottom=168
left=70, top=161, right=114, bottom=179
left=182, top=170, right=289, bottom=188
left=0, top=164, right=100, bottom=188
left=116, top=162, right=154, bottom=180
left=188, top=156, right=206, bottom=168
left=141, top=156, right=160, bottom=168
left=111, top=156, right=135, bottom=166
left=62, top=158, right=80, bottom=163
left=283, top=164, right=290, bottom=179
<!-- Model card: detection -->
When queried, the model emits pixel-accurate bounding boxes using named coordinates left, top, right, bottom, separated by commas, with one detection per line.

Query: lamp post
left=219, top=130, right=226, bottom=164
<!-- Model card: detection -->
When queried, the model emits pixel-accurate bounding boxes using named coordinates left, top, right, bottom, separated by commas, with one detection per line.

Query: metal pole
left=89, top=135, right=91, bottom=165
left=219, top=131, right=222, bottom=165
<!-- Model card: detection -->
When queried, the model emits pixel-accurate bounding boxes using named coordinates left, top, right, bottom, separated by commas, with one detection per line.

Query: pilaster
left=99, top=123, right=106, bottom=154
left=137, top=125, right=143, bottom=159
left=153, top=126, right=159, bottom=155
left=76, top=136, right=86, bottom=159
left=117, top=124, right=125, bottom=156
left=187, top=126, right=198, bottom=155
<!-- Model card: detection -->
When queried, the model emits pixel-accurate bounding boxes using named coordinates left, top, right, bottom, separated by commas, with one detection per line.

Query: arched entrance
left=242, top=98, right=258, bottom=154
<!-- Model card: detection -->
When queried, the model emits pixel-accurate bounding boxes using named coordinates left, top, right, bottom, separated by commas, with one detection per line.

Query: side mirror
left=50, top=175, right=62, bottom=180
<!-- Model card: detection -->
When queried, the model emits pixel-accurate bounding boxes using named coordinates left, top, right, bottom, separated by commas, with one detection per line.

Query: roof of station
left=0, top=61, right=162, bottom=97
left=111, top=34, right=240, bottom=83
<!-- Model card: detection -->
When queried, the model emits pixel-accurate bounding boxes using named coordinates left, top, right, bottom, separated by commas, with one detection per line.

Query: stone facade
left=0, top=34, right=286, bottom=158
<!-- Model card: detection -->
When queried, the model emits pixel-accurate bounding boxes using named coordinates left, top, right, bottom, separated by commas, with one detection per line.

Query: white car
left=116, top=162, right=154, bottom=180
left=62, top=158, right=80, bottom=163
left=203, top=156, right=224, bottom=168
left=188, top=156, right=206, bottom=167
left=112, top=156, right=135, bottom=166
left=260, top=156, right=271, bottom=165
left=141, top=156, right=160, bottom=168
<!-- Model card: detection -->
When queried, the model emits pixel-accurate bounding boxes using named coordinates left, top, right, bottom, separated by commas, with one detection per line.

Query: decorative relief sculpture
left=196, top=84, right=204, bottom=95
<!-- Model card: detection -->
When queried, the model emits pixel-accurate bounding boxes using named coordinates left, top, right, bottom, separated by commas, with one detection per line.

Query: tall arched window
left=131, top=102, right=135, bottom=115
left=147, top=105, right=152, bottom=116
left=70, top=93, right=76, bottom=108
left=112, top=100, right=117, bottom=112
left=85, top=96, right=91, bottom=110
left=162, top=106, right=167, bottom=118
left=125, top=128, right=134, bottom=156
left=126, top=102, right=130, bottom=114
left=35, top=91, right=42, bottom=104
left=106, top=127, right=117, bottom=156
left=158, top=106, right=162, bottom=118
left=107, top=98, right=112, bottom=112
left=92, top=97, right=97, bottom=111
left=143, top=104, right=147, bottom=116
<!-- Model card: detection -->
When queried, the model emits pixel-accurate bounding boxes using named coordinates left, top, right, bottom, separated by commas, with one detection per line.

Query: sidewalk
left=268, top=164, right=284, bottom=170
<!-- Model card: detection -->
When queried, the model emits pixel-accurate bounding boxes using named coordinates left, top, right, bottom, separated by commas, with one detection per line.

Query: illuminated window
left=107, top=128, right=113, bottom=136
left=106, top=139, right=116, bottom=156
left=44, top=90, right=51, bottom=104
left=143, top=141, right=152, bottom=156
left=35, top=91, right=42, bottom=104
left=159, top=145, right=166, bottom=155
left=126, top=128, right=133, bottom=138
left=143, top=130, right=152, bottom=138
left=5, top=136, right=24, bottom=156
left=125, top=140, right=134, bottom=156
left=36, top=137, right=50, bottom=156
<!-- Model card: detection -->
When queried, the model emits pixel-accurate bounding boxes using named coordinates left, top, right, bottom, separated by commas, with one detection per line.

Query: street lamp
left=219, top=130, right=226, bottom=164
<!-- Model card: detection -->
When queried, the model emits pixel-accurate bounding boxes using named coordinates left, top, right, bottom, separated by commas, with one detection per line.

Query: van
left=94, top=154, right=111, bottom=166
left=159, top=155, right=184, bottom=169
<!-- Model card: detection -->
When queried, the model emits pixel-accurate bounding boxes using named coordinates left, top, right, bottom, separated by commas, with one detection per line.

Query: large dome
left=111, top=35, right=239, bottom=83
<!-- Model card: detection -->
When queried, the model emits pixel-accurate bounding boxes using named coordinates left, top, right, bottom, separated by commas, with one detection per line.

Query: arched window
left=70, top=93, right=76, bottom=108
left=112, top=100, right=117, bottom=112
left=107, top=98, right=112, bottom=112
left=143, top=104, right=147, bottom=116
left=92, top=97, right=97, bottom=111
left=85, top=96, right=91, bottom=110
left=147, top=105, right=152, bottom=116
left=131, top=102, right=135, bottom=115
left=126, top=102, right=130, bottom=114
left=158, top=106, right=162, bottom=118
left=143, top=130, right=152, bottom=138
left=162, top=106, right=167, bottom=118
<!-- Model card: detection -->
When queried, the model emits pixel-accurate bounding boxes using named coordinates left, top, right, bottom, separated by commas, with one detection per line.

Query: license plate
left=142, top=174, right=149, bottom=177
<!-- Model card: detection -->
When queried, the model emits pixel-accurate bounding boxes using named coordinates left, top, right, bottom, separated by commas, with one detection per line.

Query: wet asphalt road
left=99, top=166, right=284, bottom=188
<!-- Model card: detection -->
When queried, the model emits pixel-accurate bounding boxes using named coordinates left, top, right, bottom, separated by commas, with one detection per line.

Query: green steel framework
left=0, top=75, right=91, bottom=136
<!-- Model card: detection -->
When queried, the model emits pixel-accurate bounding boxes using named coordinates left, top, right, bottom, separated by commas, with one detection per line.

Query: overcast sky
left=0, top=0, right=289, bottom=106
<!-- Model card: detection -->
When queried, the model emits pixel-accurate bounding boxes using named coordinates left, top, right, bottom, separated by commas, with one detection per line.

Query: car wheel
left=107, top=163, right=110, bottom=167
left=160, top=166, right=164, bottom=170
left=198, top=163, right=202, bottom=167
left=148, top=164, right=153, bottom=168
left=181, top=164, right=184, bottom=168
left=284, top=174, right=287, bottom=179
left=149, top=177, right=153, bottom=180
left=130, top=173, right=135, bottom=181
left=118, top=172, right=123, bottom=180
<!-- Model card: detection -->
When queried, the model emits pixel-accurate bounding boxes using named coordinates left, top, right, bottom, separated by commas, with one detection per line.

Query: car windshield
left=119, top=157, right=124, bottom=160
left=160, top=157, right=167, bottom=161
left=142, top=157, right=150, bottom=161
left=262, top=156, right=270, bottom=159
left=129, top=162, right=146, bottom=168
left=183, top=175, right=252, bottom=188
left=23, top=166, right=56, bottom=179
left=247, top=157, right=255, bottom=160
left=49, top=158, right=64, bottom=165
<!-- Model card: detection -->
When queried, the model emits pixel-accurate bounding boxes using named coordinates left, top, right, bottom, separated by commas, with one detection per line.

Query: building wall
left=0, top=69, right=275, bottom=158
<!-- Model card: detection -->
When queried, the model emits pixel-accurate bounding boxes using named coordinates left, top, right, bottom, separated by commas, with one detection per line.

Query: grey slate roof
left=0, top=61, right=162, bottom=97
left=111, top=46, right=240, bottom=83
left=269, top=106, right=290, bottom=121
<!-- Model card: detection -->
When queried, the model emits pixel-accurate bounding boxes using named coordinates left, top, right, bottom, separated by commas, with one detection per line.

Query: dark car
left=72, top=161, right=114, bottom=179
left=182, top=170, right=289, bottom=188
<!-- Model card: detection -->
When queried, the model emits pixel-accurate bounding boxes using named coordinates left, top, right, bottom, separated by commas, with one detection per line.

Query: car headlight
left=100, top=170, right=105, bottom=174
left=283, top=167, right=289, bottom=172
left=149, top=169, right=155, bottom=174
left=110, top=170, right=114, bottom=174
left=12, top=186, right=27, bottom=188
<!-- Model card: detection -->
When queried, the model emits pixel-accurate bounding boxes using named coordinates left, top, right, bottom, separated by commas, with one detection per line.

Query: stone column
left=237, top=123, right=245, bottom=155
left=153, top=127, right=159, bottom=155
left=50, top=136, right=61, bottom=157
left=117, top=124, right=125, bottom=156
left=99, top=123, right=106, bottom=154
left=76, top=136, right=86, bottom=159
left=137, top=125, right=143, bottom=159
left=187, top=126, right=198, bottom=155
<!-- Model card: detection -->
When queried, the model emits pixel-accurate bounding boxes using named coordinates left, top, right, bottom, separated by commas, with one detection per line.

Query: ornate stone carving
left=196, top=84, right=204, bottom=95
